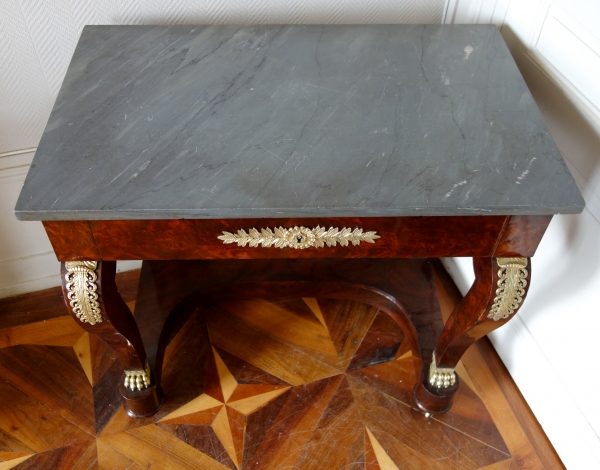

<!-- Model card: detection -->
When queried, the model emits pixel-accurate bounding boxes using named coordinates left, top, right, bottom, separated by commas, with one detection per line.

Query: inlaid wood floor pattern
left=0, top=266, right=563, bottom=469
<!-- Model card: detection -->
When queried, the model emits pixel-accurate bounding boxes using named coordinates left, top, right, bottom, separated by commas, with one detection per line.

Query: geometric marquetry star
left=159, top=347, right=290, bottom=469
left=365, top=428, right=400, bottom=470
left=0, top=280, right=523, bottom=470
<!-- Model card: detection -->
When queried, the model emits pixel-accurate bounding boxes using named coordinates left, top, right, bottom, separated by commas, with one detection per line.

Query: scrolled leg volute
left=414, top=257, right=531, bottom=415
left=64, top=261, right=103, bottom=325
left=60, top=260, right=163, bottom=417
left=488, top=257, right=529, bottom=321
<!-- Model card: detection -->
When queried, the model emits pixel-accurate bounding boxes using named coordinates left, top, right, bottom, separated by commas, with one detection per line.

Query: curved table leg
left=414, top=257, right=530, bottom=415
left=60, top=260, right=163, bottom=417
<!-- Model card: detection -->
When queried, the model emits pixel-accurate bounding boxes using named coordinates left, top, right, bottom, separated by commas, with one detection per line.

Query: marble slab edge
left=14, top=204, right=585, bottom=221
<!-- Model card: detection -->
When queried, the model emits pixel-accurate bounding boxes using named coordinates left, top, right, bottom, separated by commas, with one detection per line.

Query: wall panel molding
left=534, top=5, right=600, bottom=121
left=0, top=165, right=29, bottom=185
left=446, top=0, right=510, bottom=25
left=0, top=251, right=61, bottom=299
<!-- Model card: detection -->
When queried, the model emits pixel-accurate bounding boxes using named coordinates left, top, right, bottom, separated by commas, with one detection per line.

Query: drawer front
left=44, top=215, right=551, bottom=261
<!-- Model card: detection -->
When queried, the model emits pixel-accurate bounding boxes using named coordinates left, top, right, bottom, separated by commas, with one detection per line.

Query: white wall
left=0, top=150, right=58, bottom=298
left=444, top=1, right=600, bottom=467
left=0, top=0, right=445, bottom=299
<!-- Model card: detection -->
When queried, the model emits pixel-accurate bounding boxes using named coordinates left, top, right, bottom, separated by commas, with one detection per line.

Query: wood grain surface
left=0, top=267, right=563, bottom=469
left=43, top=215, right=552, bottom=261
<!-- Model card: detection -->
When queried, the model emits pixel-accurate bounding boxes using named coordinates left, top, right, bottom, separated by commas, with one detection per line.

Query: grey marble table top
left=15, top=24, right=584, bottom=221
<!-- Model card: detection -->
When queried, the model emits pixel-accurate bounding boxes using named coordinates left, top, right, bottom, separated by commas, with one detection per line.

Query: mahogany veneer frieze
left=44, top=215, right=552, bottom=261
left=43, top=220, right=100, bottom=260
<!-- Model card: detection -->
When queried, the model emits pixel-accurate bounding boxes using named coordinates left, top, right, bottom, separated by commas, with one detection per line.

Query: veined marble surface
left=15, top=25, right=584, bottom=220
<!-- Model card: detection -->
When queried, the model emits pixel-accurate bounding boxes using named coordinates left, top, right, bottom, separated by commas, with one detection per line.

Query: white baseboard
left=0, top=251, right=61, bottom=298
left=490, top=311, right=600, bottom=467
left=117, top=260, right=144, bottom=273
left=0, top=253, right=142, bottom=299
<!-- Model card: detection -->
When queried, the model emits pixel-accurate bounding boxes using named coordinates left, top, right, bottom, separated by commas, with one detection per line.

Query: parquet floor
left=0, top=265, right=562, bottom=469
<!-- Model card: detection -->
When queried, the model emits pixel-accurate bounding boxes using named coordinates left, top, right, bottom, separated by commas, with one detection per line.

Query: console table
left=15, top=24, right=584, bottom=418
